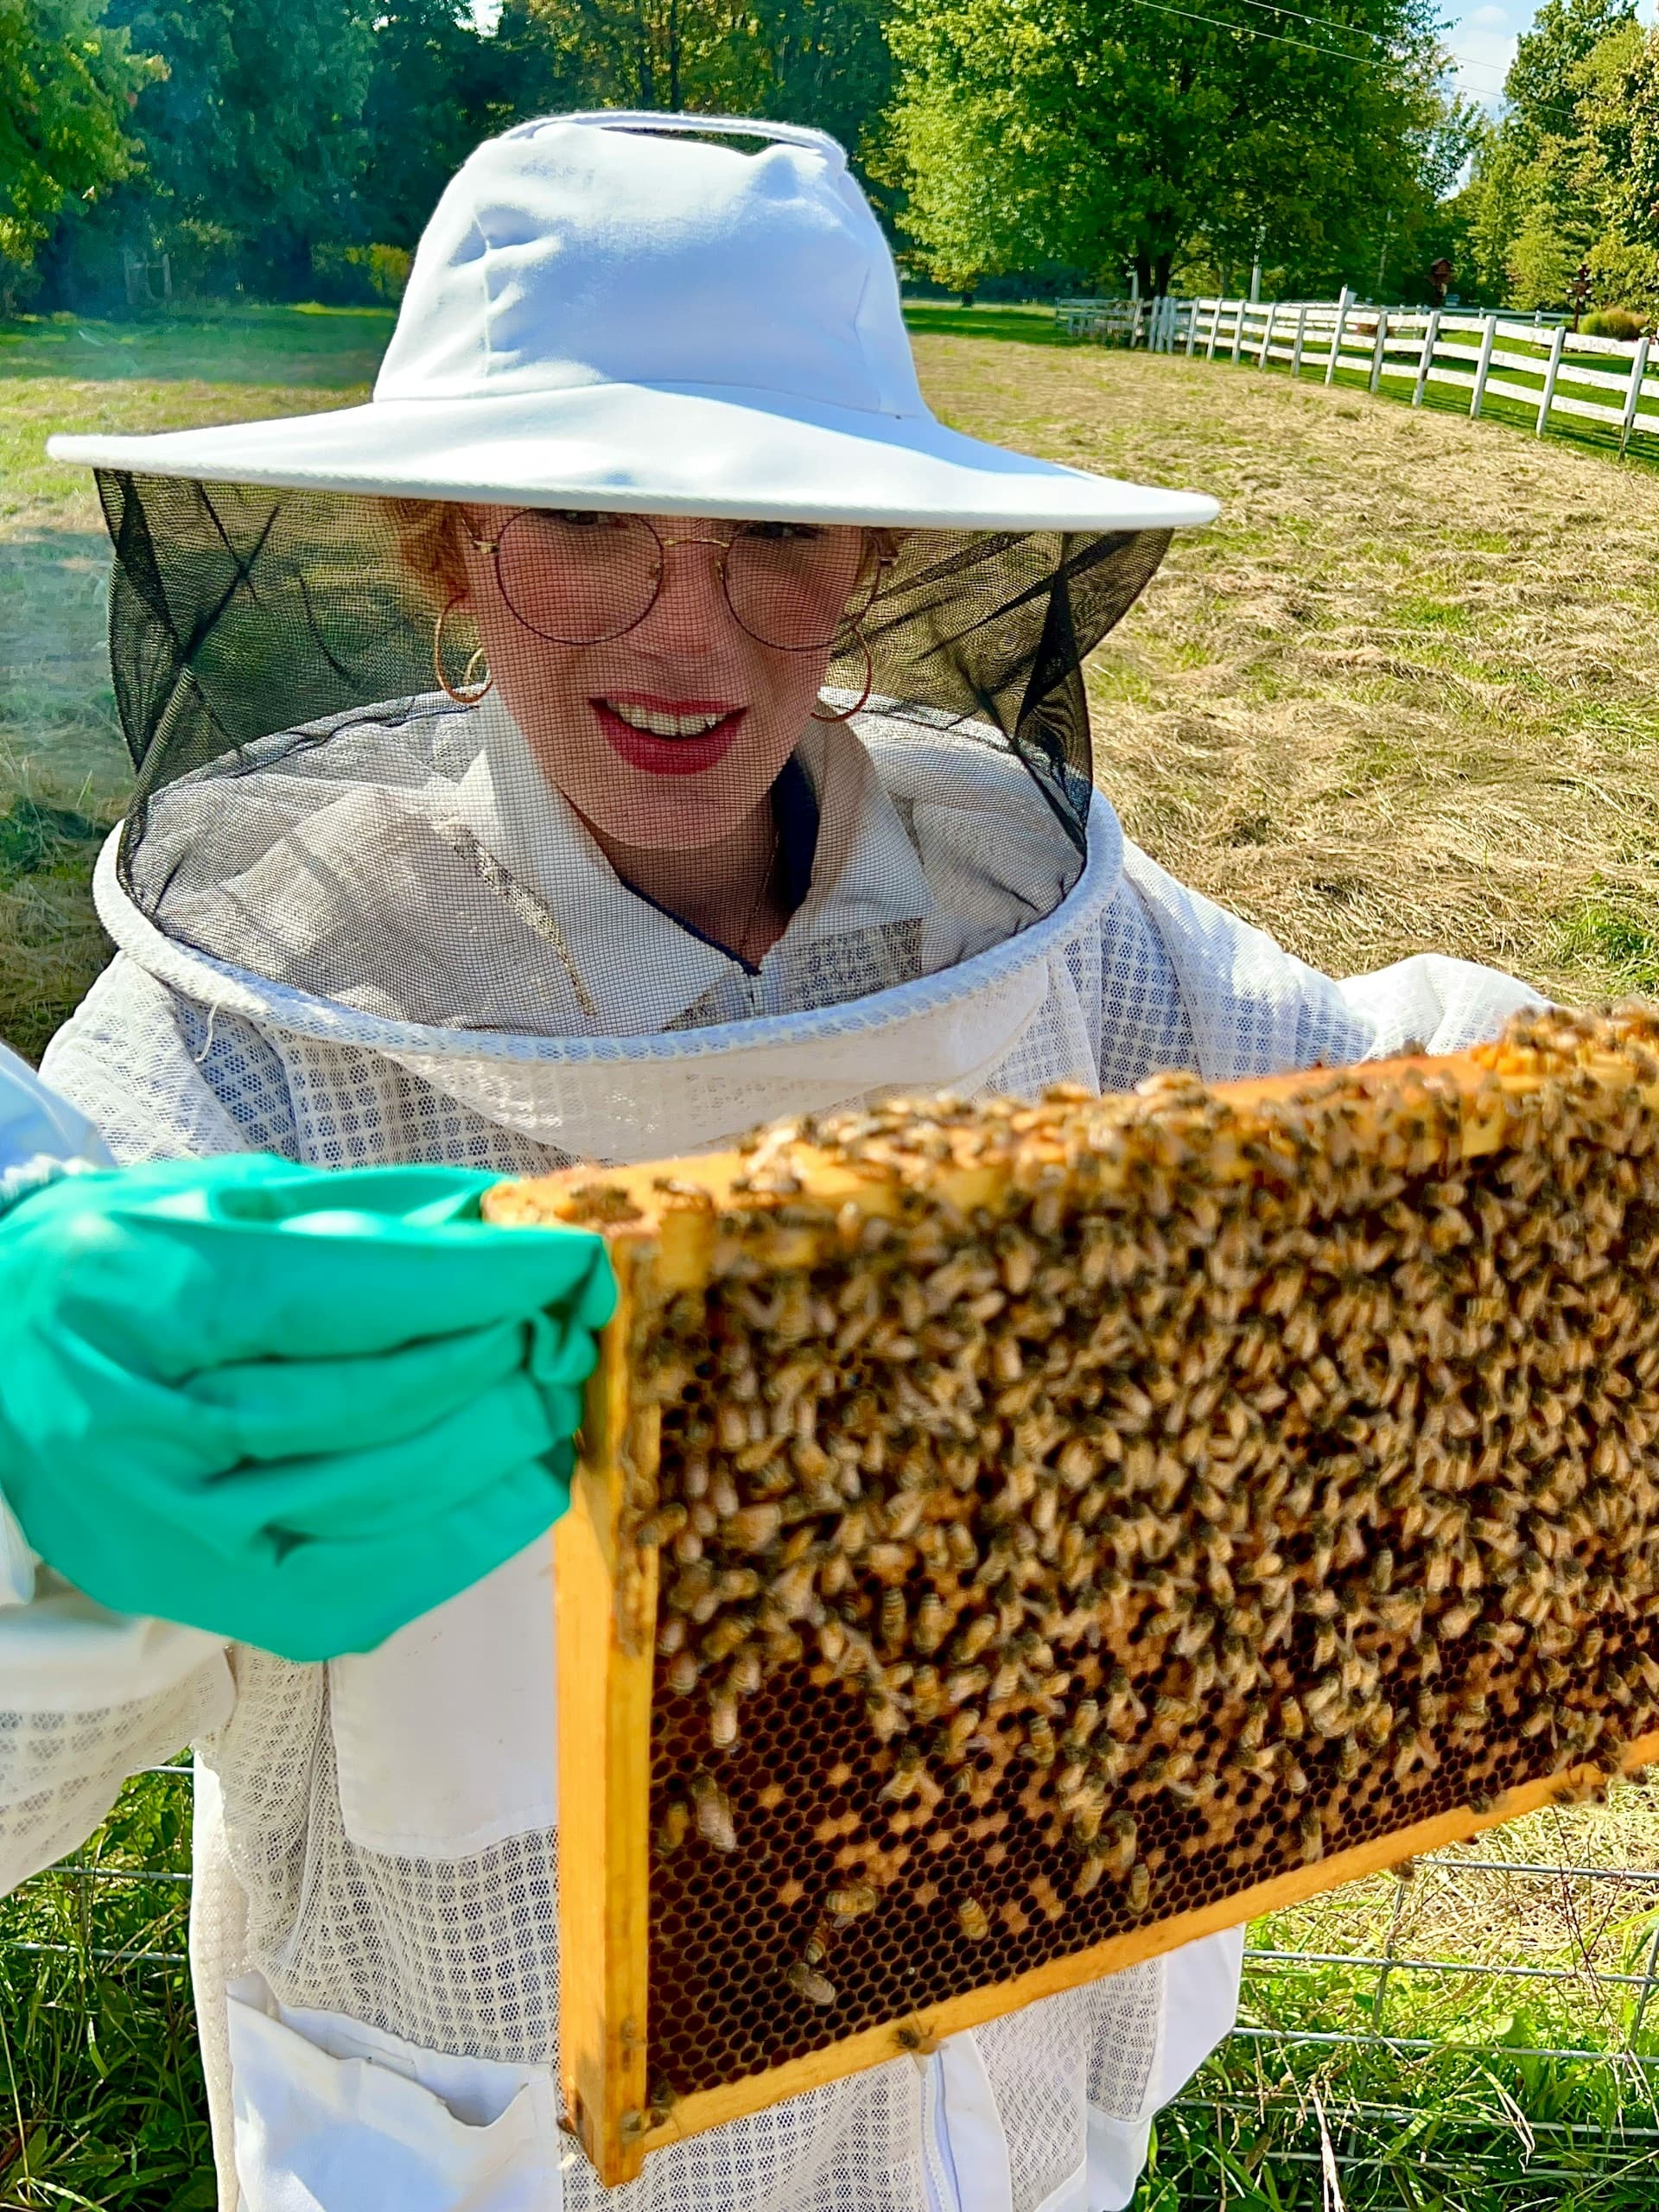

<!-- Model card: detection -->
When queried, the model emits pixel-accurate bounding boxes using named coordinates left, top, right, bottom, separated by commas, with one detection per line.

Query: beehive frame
left=485, top=1010, right=1659, bottom=2186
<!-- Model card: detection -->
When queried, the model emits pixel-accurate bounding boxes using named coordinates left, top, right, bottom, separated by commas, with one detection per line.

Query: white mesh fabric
left=0, top=1655, right=230, bottom=1894
left=30, top=693, right=1548, bottom=2212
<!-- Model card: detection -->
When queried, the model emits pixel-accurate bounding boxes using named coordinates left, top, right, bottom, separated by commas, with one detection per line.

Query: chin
left=588, top=792, right=759, bottom=853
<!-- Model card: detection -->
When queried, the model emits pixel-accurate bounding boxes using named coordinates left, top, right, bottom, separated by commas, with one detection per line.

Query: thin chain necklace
left=734, top=814, right=781, bottom=963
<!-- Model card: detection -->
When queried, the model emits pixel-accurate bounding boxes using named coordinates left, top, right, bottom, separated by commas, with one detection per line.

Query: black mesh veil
left=96, top=472, right=1173, bottom=1039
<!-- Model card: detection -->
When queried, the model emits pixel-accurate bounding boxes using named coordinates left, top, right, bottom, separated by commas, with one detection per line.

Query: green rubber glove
left=0, top=1155, right=614, bottom=1662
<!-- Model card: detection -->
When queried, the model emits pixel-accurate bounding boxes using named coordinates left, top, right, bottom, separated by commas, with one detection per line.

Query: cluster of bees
left=592, top=1006, right=1659, bottom=2063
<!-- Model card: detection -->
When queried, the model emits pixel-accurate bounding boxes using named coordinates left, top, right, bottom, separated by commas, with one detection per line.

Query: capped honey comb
left=484, top=1006, right=1659, bottom=2183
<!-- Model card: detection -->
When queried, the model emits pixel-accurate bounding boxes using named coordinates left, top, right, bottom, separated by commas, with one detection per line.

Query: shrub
left=1581, top=307, right=1648, bottom=341
left=308, top=242, right=411, bottom=306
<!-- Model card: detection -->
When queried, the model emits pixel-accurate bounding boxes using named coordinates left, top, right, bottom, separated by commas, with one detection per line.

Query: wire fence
left=1058, top=289, right=1659, bottom=467
left=12, top=1758, right=1659, bottom=2203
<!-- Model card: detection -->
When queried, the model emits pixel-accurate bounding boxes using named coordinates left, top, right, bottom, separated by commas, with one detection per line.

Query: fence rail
left=1057, top=289, right=1659, bottom=456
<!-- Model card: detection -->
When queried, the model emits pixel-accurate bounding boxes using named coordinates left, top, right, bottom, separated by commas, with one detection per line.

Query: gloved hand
left=0, top=1155, right=614, bottom=1662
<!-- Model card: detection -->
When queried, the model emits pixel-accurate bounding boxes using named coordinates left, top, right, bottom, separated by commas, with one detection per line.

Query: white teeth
left=606, top=701, right=729, bottom=739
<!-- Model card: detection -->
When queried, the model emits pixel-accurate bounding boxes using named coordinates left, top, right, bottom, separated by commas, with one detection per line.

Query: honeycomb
left=492, top=1004, right=1659, bottom=2145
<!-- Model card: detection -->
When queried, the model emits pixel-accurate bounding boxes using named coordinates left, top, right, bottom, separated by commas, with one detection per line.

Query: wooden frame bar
left=486, top=1027, right=1659, bottom=2186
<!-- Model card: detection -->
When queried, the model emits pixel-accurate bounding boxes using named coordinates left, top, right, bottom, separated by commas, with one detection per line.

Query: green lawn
left=6, top=299, right=1659, bottom=2206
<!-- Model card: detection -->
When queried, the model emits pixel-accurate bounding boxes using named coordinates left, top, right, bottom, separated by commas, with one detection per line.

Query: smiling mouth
left=591, top=694, right=747, bottom=777
left=599, top=698, right=738, bottom=739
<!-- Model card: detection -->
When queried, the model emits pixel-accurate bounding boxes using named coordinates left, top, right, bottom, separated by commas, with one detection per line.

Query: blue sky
left=1437, top=0, right=1654, bottom=108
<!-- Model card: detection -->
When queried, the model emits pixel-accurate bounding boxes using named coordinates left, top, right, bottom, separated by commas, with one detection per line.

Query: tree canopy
left=878, top=0, right=1474, bottom=299
left=4, top=0, right=1562, bottom=317
left=0, top=0, right=158, bottom=291
left=1455, top=0, right=1659, bottom=315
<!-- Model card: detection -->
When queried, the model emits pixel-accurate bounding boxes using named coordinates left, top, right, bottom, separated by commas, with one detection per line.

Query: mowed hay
left=488, top=1006, right=1659, bottom=2171
left=914, top=336, right=1659, bottom=1001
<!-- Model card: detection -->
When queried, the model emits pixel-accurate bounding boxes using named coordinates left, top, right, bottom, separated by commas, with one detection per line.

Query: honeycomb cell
left=535, top=1007, right=1659, bottom=2114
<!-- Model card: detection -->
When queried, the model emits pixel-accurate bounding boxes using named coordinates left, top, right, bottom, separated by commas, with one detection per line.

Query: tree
left=358, top=0, right=513, bottom=249
left=0, top=0, right=158, bottom=287
left=102, top=0, right=374, bottom=295
left=1503, top=0, right=1634, bottom=146
left=1457, top=1, right=1656, bottom=315
left=877, top=0, right=1461, bottom=298
left=1577, top=22, right=1659, bottom=315
left=505, top=0, right=892, bottom=170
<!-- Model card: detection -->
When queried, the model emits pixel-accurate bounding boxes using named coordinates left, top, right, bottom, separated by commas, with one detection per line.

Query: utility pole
left=1376, top=213, right=1393, bottom=296
left=1249, top=221, right=1266, bottom=305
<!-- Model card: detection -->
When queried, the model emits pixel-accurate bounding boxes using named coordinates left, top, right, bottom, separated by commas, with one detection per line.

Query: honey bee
left=690, top=1773, right=737, bottom=1853
left=880, top=1587, right=907, bottom=1650
left=880, top=1744, right=926, bottom=1802
left=957, top=1897, right=990, bottom=1942
left=913, top=1592, right=948, bottom=1655
left=709, top=1688, right=740, bottom=1751
left=726, top=1503, right=784, bottom=1553
left=787, top=1959, right=837, bottom=2007
left=654, top=1800, right=690, bottom=1858
left=824, top=1883, right=878, bottom=1917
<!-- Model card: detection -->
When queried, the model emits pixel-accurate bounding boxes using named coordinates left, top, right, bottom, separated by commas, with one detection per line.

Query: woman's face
left=458, top=508, right=871, bottom=851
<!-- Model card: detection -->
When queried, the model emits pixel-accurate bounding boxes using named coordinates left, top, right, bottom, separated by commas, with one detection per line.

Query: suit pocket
left=226, top=1974, right=560, bottom=2212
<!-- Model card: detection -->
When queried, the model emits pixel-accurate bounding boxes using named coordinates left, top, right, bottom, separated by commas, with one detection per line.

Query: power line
left=1119, top=0, right=1400, bottom=62
left=1119, top=0, right=1581, bottom=125
left=1220, top=0, right=1401, bottom=55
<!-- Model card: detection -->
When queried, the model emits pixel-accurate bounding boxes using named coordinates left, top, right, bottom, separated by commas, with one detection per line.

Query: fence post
left=1620, top=334, right=1651, bottom=455
left=1230, top=297, right=1247, bottom=365
left=1535, top=323, right=1566, bottom=435
left=1205, top=299, right=1221, bottom=361
left=1412, top=308, right=1440, bottom=407
left=1256, top=302, right=1277, bottom=370
left=1369, top=308, right=1389, bottom=394
left=1183, top=298, right=1198, bottom=358
left=1469, top=312, right=1498, bottom=419
left=1324, top=285, right=1352, bottom=385
left=1289, top=302, right=1309, bottom=380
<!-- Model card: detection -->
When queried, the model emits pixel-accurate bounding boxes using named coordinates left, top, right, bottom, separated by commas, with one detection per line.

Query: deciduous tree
left=0, top=0, right=158, bottom=285
left=878, top=0, right=1463, bottom=299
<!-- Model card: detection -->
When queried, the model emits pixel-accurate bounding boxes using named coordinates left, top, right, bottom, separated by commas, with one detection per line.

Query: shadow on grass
left=0, top=304, right=394, bottom=391
left=0, top=527, right=132, bottom=797
left=901, top=302, right=1083, bottom=347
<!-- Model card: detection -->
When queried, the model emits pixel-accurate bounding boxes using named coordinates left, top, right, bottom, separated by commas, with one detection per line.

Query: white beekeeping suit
left=22, top=109, right=1542, bottom=2212
left=0, top=1046, right=238, bottom=1877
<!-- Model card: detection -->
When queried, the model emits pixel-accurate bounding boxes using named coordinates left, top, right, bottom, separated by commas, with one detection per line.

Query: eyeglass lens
left=487, top=511, right=875, bottom=651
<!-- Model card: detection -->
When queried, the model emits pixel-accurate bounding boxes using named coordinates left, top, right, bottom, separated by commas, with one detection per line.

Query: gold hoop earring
left=434, top=594, right=493, bottom=706
left=810, top=626, right=874, bottom=724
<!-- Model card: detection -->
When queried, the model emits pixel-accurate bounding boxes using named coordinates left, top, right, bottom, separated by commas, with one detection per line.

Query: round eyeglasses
left=465, top=511, right=884, bottom=652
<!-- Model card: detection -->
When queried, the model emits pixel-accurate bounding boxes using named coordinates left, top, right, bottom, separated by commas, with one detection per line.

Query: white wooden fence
left=1057, top=290, right=1659, bottom=455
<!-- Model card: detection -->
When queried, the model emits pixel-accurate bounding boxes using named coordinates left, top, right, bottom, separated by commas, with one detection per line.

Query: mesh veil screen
left=98, top=473, right=1171, bottom=1039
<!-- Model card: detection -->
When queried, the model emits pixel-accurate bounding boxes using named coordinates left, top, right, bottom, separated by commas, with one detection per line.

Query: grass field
left=4, top=300, right=1659, bottom=2205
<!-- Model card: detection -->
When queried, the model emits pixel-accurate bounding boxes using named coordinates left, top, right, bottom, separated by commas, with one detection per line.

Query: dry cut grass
left=916, top=335, right=1659, bottom=1006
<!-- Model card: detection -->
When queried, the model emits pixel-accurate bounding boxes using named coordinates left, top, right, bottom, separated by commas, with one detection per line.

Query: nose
left=630, top=533, right=739, bottom=656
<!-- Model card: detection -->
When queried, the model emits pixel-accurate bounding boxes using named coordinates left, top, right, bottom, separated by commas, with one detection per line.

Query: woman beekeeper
left=19, top=110, right=1540, bottom=2212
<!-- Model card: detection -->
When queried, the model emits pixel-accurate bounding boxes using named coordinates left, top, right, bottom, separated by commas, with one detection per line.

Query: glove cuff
left=0, top=1154, right=98, bottom=1223
left=0, top=1492, right=36, bottom=1609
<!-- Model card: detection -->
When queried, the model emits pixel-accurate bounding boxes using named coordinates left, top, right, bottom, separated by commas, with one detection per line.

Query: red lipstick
left=592, top=693, right=745, bottom=778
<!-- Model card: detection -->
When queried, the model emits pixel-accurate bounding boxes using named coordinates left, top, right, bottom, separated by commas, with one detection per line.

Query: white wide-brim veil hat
left=41, top=108, right=1230, bottom=1170
left=48, top=111, right=1215, bottom=534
